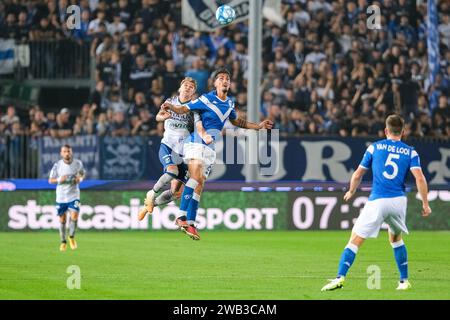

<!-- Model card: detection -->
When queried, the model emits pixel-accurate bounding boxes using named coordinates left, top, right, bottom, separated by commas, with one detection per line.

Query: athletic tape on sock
left=186, top=179, right=199, bottom=189
left=346, top=243, right=359, bottom=254
left=391, top=240, right=405, bottom=248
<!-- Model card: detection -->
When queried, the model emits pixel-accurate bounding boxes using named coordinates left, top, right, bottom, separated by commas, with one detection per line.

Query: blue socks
left=337, top=243, right=358, bottom=278
left=392, top=240, right=408, bottom=281
left=178, top=178, right=198, bottom=219
left=187, top=193, right=200, bottom=225
left=335, top=240, right=408, bottom=281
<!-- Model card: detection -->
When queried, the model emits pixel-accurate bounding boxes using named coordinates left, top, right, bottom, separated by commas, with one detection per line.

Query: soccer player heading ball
left=161, top=68, right=273, bottom=240
left=321, top=114, right=432, bottom=292
left=138, top=77, right=211, bottom=220
left=48, top=145, right=85, bottom=252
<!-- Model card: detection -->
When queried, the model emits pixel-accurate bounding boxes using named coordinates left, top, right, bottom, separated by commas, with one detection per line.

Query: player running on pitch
left=162, top=68, right=273, bottom=240
left=321, top=114, right=432, bottom=291
left=48, top=144, right=85, bottom=251
left=138, top=77, right=207, bottom=220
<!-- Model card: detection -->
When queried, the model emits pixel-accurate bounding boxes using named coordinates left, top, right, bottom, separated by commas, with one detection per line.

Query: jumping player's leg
left=177, top=159, right=203, bottom=223
left=155, top=162, right=188, bottom=206
left=139, top=144, right=180, bottom=220
left=144, top=165, right=179, bottom=212
left=186, top=159, right=205, bottom=226
left=155, top=179, right=183, bottom=206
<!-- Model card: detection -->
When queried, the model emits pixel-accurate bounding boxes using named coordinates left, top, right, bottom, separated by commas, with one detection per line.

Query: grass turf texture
left=0, top=231, right=448, bottom=300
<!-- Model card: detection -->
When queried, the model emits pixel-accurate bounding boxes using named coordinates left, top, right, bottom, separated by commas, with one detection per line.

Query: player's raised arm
left=162, top=101, right=190, bottom=114
left=229, top=117, right=273, bottom=130
left=410, top=168, right=432, bottom=217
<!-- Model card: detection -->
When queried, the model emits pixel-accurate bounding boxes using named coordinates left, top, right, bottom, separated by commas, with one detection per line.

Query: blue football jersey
left=186, top=91, right=237, bottom=149
left=359, top=139, right=421, bottom=200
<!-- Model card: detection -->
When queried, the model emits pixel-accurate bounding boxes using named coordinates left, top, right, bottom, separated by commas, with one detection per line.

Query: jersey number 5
left=382, top=153, right=400, bottom=179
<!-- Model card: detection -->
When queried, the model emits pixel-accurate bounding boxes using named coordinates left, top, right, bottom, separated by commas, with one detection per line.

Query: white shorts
left=352, top=196, right=408, bottom=239
left=183, top=142, right=216, bottom=178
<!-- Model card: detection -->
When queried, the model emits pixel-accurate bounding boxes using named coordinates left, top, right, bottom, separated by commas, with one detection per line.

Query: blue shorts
left=56, top=199, right=80, bottom=216
left=159, top=143, right=189, bottom=184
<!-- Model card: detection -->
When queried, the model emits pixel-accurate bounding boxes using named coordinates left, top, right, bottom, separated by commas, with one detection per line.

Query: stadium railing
left=0, top=135, right=39, bottom=179
left=1, top=40, right=94, bottom=88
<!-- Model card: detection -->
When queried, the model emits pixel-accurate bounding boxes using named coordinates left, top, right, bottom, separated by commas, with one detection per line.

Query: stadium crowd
left=0, top=0, right=449, bottom=139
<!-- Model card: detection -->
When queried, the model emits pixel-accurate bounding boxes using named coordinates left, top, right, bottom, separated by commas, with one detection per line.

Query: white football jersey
left=161, top=96, right=196, bottom=155
left=49, top=159, right=85, bottom=203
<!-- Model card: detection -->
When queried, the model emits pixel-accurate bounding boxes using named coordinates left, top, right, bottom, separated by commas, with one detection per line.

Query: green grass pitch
left=0, top=231, right=448, bottom=300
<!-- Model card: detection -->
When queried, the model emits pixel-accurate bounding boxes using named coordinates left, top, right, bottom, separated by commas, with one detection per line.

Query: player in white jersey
left=138, top=77, right=205, bottom=220
left=321, top=115, right=432, bottom=292
left=48, top=145, right=85, bottom=251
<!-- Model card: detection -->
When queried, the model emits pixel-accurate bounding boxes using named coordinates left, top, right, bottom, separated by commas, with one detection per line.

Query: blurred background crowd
left=0, top=0, right=449, bottom=140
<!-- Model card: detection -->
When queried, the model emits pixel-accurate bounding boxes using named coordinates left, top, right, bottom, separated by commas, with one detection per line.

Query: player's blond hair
left=386, top=114, right=404, bottom=136
left=180, top=77, right=197, bottom=90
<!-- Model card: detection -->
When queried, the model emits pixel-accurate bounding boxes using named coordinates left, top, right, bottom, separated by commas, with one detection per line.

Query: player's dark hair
left=61, top=144, right=72, bottom=150
left=212, top=67, right=231, bottom=80
left=386, top=114, right=404, bottom=136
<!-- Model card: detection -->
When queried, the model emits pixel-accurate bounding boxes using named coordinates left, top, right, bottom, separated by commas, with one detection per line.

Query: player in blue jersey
left=162, top=68, right=273, bottom=240
left=321, top=114, right=432, bottom=291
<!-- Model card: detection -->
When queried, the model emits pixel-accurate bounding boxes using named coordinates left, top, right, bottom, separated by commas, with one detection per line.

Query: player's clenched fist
left=343, top=191, right=354, bottom=202
left=161, top=102, right=172, bottom=111
left=259, top=120, right=273, bottom=130
left=421, top=205, right=431, bottom=217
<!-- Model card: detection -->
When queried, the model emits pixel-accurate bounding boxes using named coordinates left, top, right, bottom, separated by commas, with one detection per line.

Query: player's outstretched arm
left=230, top=117, right=273, bottom=130
left=411, top=168, right=432, bottom=217
left=343, top=166, right=367, bottom=201
left=162, top=102, right=189, bottom=114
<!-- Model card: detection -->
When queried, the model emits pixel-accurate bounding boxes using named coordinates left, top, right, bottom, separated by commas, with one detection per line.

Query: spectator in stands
left=108, top=11, right=127, bottom=35
left=0, top=0, right=447, bottom=140
left=162, top=60, right=183, bottom=98
left=0, top=13, right=17, bottom=39
left=131, top=108, right=158, bottom=136
left=128, top=54, right=156, bottom=100
left=185, top=58, right=209, bottom=95
left=16, top=11, right=30, bottom=42
left=77, top=10, right=91, bottom=41
left=1, top=106, right=20, bottom=130
left=89, top=80, right=108, bottom=114
left=106, top=89, right=129, bottom=114
left=110, top=111, right=130, bottom=136
left=50, top=108, right=72, bottom=138
left=95, top=112, right=110, bottom=136
left=128, top=92, right=150, bottom=117
left=30, top=17, right=60, bottom=40
left=88, top=10, right=109, bottom=36
left=30, top=109, right=50, bottom=137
